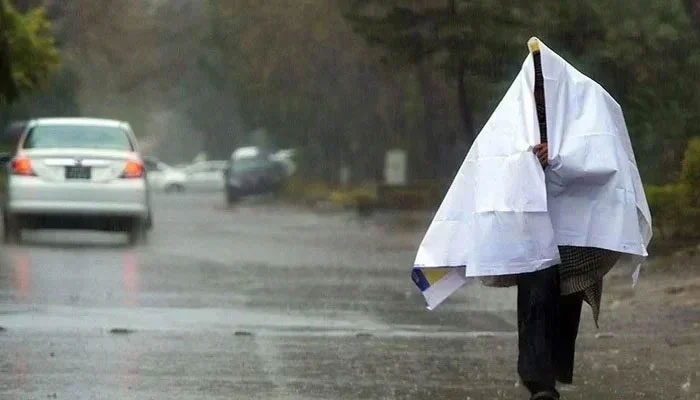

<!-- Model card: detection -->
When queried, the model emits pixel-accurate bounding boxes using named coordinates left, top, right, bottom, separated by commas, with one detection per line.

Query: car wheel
left=3, top=214, right=22, bottom=244
left=165, top=184, right=184, bottom=193
left=226, top=190, right=239, bottom=206
left=128, top=218, right=148, bottom=246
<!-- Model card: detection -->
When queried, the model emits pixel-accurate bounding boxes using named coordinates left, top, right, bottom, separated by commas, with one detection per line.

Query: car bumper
left=6, top=176, right=149, bottom=218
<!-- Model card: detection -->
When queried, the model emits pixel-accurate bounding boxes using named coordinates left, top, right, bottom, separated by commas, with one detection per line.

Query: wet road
left=1, top=193, right=698, bottom=399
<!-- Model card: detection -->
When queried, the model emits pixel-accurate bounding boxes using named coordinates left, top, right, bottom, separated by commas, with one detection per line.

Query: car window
left=23, top=125, right=133, bottom=151
left=233, top=158, right=268, bottom=173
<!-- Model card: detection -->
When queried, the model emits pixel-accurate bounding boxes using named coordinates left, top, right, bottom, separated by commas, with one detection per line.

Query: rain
left=1, top=1, right=700, bottom=399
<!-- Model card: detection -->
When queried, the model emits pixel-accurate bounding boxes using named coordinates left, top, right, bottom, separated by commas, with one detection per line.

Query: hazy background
left=2, top=0, right=700, bottom=199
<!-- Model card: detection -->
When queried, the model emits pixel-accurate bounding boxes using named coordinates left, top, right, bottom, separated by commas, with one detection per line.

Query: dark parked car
left=224, top=148, right=286, bottom=204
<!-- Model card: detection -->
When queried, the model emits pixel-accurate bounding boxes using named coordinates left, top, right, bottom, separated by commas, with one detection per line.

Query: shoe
left=531, top=391, right=560, bottom=400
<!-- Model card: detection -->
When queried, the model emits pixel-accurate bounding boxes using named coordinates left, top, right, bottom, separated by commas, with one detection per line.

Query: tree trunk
left=690, top=0, right=700, bottom=30
left=446, top=0, right=475, bottom=143
left=416, top=59, right=439, bottom=179
left=456, top=61, right=475, bottom=142
left=0, top=1, right=19, bottom=104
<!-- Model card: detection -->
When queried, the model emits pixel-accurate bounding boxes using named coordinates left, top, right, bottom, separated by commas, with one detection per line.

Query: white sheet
left=412, top=38, right=652, bottom=310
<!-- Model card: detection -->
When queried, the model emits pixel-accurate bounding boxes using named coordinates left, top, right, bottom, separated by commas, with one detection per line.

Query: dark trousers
left=517, top=266, right=584, bottom=394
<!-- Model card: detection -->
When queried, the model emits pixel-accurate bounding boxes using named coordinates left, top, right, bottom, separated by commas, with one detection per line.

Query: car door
left=200, top=162, right=225, bottom=191
left=184, top=162, right=208, bottom=191
left=185, top=162, right=225, bottom=191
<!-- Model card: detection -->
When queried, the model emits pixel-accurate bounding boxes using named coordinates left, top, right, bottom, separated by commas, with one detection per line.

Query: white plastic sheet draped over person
left=411, top=39, right=652, bottom=310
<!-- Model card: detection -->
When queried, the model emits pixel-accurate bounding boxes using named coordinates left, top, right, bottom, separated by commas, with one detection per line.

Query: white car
left=144, top=158, right=187, bottom=193
left=1, top=118, right=152, bottom=245
left=182, top=160, right=227, bottom=191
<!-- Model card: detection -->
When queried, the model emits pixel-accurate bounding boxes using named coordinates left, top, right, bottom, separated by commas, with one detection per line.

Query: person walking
left=411, top=38, right=652, bottom=399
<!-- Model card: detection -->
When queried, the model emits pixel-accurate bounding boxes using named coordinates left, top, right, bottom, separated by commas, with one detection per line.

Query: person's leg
left=517, top=266, right=560, bottom=396
left=554, top=292, right=584, bottom=384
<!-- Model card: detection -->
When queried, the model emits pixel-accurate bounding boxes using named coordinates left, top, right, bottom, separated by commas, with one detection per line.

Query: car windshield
left=23, top=125, right=133, bottom=151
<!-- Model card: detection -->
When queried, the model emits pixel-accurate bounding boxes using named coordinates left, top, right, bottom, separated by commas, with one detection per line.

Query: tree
left=0, top=66, right=81, bottom=128
left=345, top=0, right=700, bottom=183
left=0, top=0, right=58, bottom=104
left=208, top=0, right=413, bottom=181
left=0, top=1, right=18, bottom=102
left=344, top=1, right=520, bottom=140
left=687, top=0, right=700, bottom=30
left=343, top=1, right=530, bottom=179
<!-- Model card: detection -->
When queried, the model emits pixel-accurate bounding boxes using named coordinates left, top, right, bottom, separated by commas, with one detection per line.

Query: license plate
left=65, top=166, right=91, bottom=180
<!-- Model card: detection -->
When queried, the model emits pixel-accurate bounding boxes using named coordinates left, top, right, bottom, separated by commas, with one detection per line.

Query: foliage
left=329, top=188, right=378, bottom=209
left=681, top=137, right=700, bottom=201
left=208, top=1, right=418, bottom=180
left=377, top=181, right=444, bottom=210
left=647, top=136, right=700, bottom=239
left=4, top=1, right=700, bottom=187
left=0, top=0, right=58, bottom=104
left=205, top=0, right=700, bottom=184
left=281, top=176, right=334, bottom=205
left=0, top=66, right=81, bottom=132
left=344, top=0, right=700, bottom=184
left=646, top=184, right=691, bottom=239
